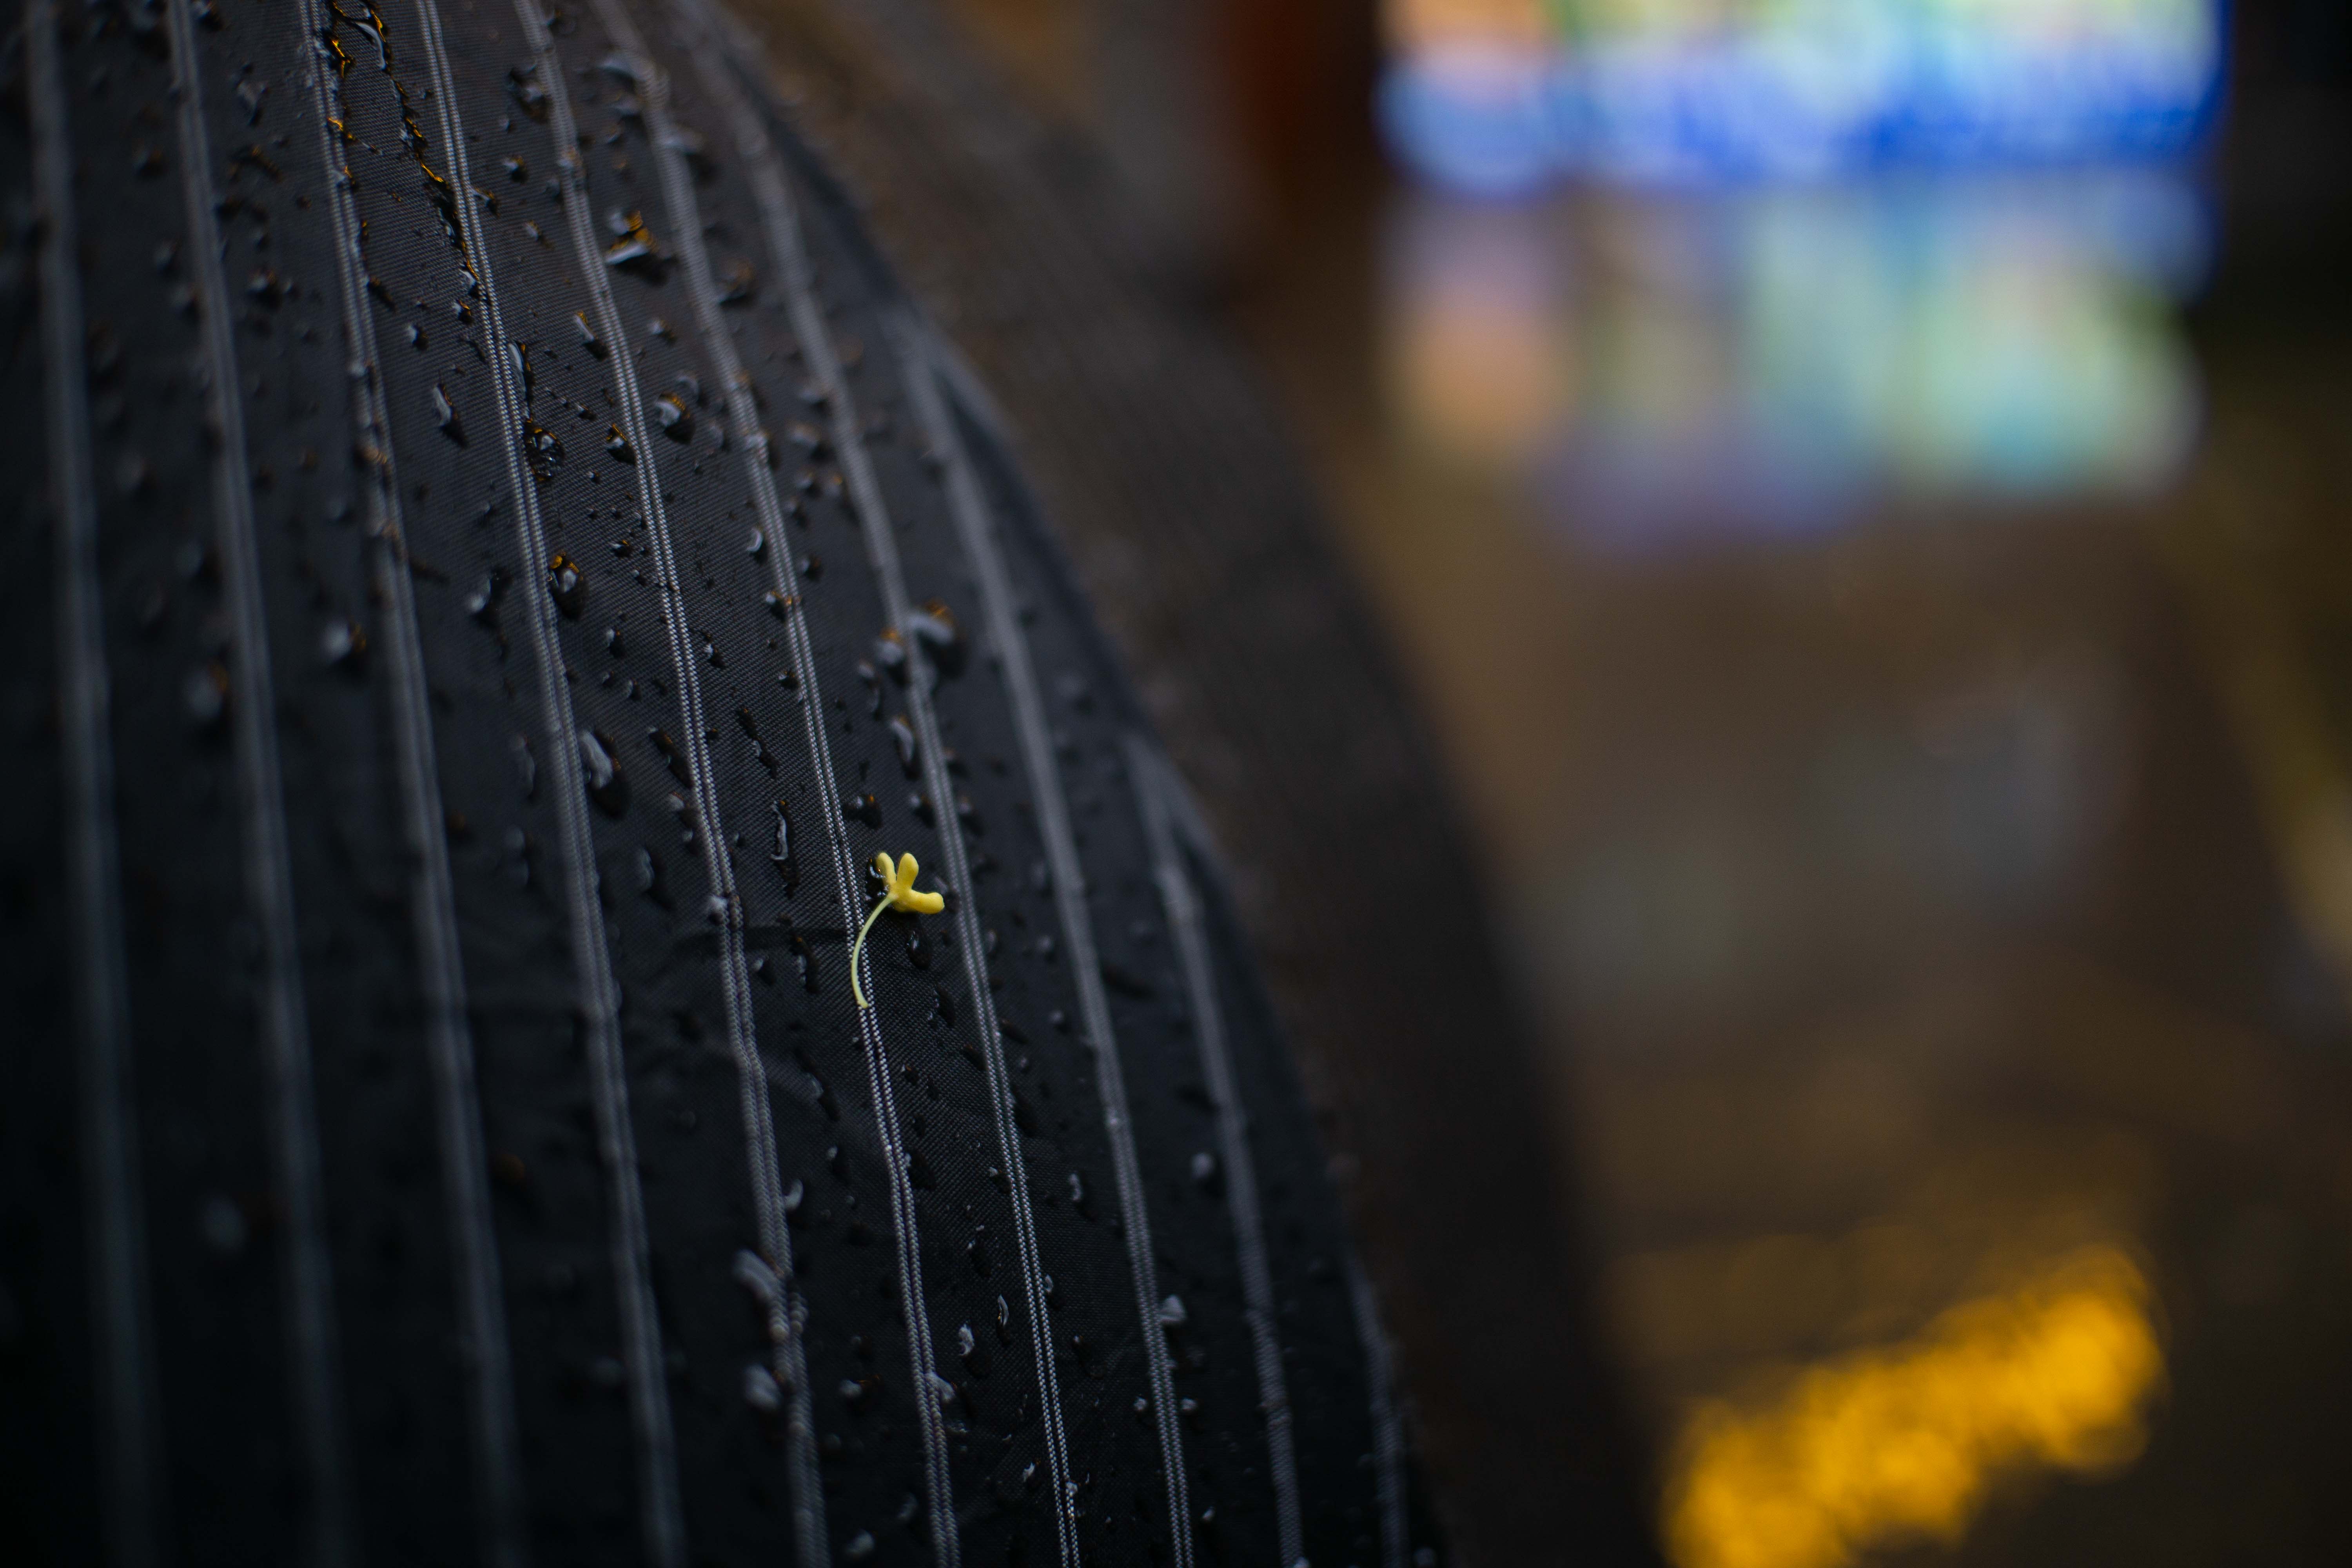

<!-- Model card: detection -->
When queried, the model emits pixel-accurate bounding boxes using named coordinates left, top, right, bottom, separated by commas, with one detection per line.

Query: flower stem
left=850, top=893, right=890, bottom=1009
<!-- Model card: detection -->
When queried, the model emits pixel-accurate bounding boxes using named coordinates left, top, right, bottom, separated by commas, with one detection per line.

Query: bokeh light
left=1666, top=1246, right=2163, bottom=1568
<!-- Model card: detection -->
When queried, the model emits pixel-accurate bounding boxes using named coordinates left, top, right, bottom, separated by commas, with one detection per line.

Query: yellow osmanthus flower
left=851, top=851, right=945, bottom=1009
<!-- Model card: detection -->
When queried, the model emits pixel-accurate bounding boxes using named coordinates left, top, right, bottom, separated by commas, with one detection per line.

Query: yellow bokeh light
left=1665, top=1245, right=2162, bottom=1568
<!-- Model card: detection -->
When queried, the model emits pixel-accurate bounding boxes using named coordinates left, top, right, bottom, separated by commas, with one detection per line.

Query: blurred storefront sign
left=1387, top=172, right=2208, bottom=546
left=1378, top=1, right=2220, bottom=546
left=1382, top=0, right=2223, bottom=193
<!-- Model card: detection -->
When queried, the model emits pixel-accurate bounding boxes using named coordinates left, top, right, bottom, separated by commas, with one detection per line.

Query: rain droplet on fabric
left=742, top=1363, right=782, bottom=1413
left=432, top=382, right=466, bottom=445
left=579, top=730, right=629, bottom=815
left=184, top=664, right=229, bottom=728
left=320, top=618, right=366, bottom=667
left=547, top=552, right=586, bottom=617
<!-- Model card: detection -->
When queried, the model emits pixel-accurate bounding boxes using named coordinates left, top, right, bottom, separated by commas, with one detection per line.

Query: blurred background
left=813, top=0, right=2352, bottom=1562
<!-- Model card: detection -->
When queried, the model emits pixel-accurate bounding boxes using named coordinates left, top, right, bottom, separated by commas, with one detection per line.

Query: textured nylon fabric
left=0, top=2, right=1431, bottom=1566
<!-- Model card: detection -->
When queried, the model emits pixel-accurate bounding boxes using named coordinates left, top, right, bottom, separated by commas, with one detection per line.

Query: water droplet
left=547, top=552, right=586, bottom=617
left=522, top=418, right=564, bottom=483
left=653, top=391, right=693, bottom=441
left=652, top=120, right=709, bottom=178
left=887, top=716, right=918, bottom=777
left=510, top=734, right=537, bottom=799
left=785, top=420, right=828, bottom=460
left=320, top=618, right=366, bottom=667
left=184, top=664, right=229, bottom=728
left=634, top=845, right=669, bottom=907
left=841, top=792, right=880, bottom=829
left=744, top=528, right=766, bottom=560
left=909, top=600, right=962, bottom=675
left=579, top=730, right=629, bottom=815
left=603, top=210, right=666, bottom=278
left=843, top=1532, right=875, bottom=1562
left=604, top=425, right=634, bottom=463
left=733, top=1248, right=782, bottom=1310
left=1158, top=1294, right=1187, bottom=1328
left=603, top=625, right=625, bottom=657
left=768, top=801, right=795, bottom=876
left=466, top=568, right=504, bottom=623
left=432, top=382, right=466, bottom=445
left=956, top=1324, right=975, bottom=1358
left=506, top=64, right=550, bottom=122
left=717, top=258, right=756, bottom=304
left=742, top=1362, right=782, bottom=1413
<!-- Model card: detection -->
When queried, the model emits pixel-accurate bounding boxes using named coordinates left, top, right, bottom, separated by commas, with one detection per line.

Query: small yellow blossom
left=851, top=851, right=944, bottom=1008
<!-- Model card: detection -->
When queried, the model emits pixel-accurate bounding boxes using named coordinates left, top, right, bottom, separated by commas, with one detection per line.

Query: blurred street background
left=808, top=0, right=2352, bottom=1562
